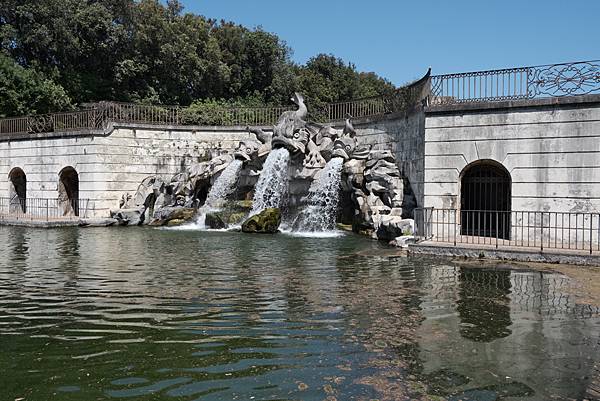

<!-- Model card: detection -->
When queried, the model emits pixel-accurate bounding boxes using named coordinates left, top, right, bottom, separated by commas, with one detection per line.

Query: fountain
left=249, top=147, right=290, bottom=216
left=117, top=92, right=415, bottom=243
left=292, top=157, right=343, bottom=232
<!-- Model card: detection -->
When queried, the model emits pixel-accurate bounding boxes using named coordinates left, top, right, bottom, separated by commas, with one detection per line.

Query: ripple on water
left=0, top=227, right=598, bottom=401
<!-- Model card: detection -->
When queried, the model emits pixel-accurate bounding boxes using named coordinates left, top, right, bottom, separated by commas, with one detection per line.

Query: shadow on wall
left=8, top=167, right=27, bottom=213
left=58, top=166, right=79, bottom=217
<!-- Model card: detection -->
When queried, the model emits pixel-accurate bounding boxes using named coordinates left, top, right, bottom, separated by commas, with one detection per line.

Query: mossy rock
left=242, top=208, right=281, bottom=234
left=228, top=212, right=247, bottom=225
left=166, top=219, right=186, bottom=227
left=150, top=207, right=196, bottom=226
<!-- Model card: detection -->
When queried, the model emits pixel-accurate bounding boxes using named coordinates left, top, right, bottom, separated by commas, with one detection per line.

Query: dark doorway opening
left=59, top=167, right=79, bottom=216
left=9, top=167, right=26, bottom=213
left=460, top=161, right=511, bottom=240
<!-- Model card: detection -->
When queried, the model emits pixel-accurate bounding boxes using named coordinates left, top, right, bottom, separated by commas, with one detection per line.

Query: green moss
left=241, top=208, right=281, bottom=234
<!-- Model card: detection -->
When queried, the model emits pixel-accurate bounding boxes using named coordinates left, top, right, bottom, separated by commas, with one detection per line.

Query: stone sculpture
left=118, top=93, right=416, bottom=245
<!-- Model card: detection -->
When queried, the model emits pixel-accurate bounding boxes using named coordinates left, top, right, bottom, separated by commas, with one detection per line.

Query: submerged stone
left=242, top=208, right=281, bottom=234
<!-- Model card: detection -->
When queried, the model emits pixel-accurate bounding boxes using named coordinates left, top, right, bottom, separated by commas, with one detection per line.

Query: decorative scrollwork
left=27, top=115, right=54, bottom=134
left=529, top=61, right=600, bottom=97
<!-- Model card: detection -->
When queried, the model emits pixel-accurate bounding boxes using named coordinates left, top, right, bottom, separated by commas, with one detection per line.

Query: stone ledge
left=0, top=219, right=80, bottom=228
left=409, top=241, right=600, bottom=267
left=0, top=122, right=271, bottom=143
left=425, top=94, right=600, bottom=115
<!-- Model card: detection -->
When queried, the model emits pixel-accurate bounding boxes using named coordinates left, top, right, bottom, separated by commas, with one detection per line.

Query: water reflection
left=0, top=227, right=598, bottom=401
left=417, top=264, right=600, bottom=400
left=457, top=268, right=512, bottom=342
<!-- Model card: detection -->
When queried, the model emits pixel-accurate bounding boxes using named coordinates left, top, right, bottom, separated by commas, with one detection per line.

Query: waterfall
left=205, top=159, right=243, bottom=208
left=194, top=159, right=243, bottom=229
left=250, top=148, right=290, bottom=215
left=292, top=157, right=344, bottom=232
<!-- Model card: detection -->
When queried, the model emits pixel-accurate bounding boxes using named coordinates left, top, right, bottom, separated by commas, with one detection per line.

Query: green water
left=0, top=226, right=598, bottom=401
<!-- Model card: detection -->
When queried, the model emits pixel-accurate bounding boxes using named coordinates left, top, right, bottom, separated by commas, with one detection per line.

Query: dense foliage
left=0, top=0, right=395, bottom=118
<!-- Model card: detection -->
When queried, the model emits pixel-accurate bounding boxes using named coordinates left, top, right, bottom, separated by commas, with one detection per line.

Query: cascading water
left=205, top=159, right=243, bottom=208
left=196, top=159, right=243, bottom=228
left=250, top=147, right=290, bottom=215
left=292, top=157, right=344, bottom=232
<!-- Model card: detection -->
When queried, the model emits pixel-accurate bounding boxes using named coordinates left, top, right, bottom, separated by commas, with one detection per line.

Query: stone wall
left=423, top=96, right=600, bottom=213
left=2, top=94, right=599, bottom=221
left=353, top=111, right=426, bottom=206
left=0, top=124, right=256, bottom=217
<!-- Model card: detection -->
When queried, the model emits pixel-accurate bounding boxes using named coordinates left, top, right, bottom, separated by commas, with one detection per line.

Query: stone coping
left=425, top=93, right=600, bottom=115
left=409, top=241, right=600, bottom=267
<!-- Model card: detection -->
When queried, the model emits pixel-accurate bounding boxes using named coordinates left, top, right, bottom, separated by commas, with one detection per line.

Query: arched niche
left=8, top=167, right=27, bottom=213
left=58, top=166, right=79, bottom=216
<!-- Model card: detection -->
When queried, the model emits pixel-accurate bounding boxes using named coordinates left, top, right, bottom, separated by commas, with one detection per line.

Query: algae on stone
left=242, top=208, right=281, bottom=234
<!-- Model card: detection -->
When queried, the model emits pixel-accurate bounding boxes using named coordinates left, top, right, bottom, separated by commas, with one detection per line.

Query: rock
left=151, top=207, right=196, bottom=226
left=111, top=208, right=146, bottom=226
left=390, top=235, right=417, bottom=248
left=368, top=150, right=395, bottom=163
left=228, top=212, right=247, bottom=225
left=205, top=212, right=227, bottom=229
left=132, top=176, right=163, bottom=208
left=154, top=193, right=173, bottom=211
left=343, top=159, right=366, bottom=175
left=166, top=219, right=186, bottom=227
left=375, top=217, right=414, bottom=241
left=366, top=181, right=388, bottom=193
left=242, top=208, right=281, bottom=234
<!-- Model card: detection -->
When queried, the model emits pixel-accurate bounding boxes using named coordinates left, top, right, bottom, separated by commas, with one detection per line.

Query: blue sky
left=181, top=0, right=600, bottom=86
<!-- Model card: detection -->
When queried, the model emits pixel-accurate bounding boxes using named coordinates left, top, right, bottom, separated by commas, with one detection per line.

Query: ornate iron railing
left=430, top=60, right=600, bottom=105
left=414, top=207, right=600, bottom=255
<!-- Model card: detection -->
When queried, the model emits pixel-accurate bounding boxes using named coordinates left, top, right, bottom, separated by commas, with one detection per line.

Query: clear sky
left=180, top=0, right=600, bottom=86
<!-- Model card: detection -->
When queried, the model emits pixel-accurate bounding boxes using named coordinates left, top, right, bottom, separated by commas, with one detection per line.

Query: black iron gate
left=461, top=163, right=511, bottom=240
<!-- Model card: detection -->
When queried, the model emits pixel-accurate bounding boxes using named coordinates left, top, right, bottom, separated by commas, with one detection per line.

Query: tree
left=0, top=0, right=395, bottom=116
left=0, top=54, right=72, bottom=117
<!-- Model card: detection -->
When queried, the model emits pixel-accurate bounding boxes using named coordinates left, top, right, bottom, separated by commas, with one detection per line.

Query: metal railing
left=318, top=69, right=432, bottom=122
left=0, top=70, right=432, bottom=135
left=415, top=208, right=600, bottom=254
left=0, top=102, right=295, bottom=135
left=0, top=197, right=93, bottom=222
left=324, top=96, right=387, bottom=121
left=430, top=59, right=600, bottom=105
left=0, top=109, right=104, bottom=135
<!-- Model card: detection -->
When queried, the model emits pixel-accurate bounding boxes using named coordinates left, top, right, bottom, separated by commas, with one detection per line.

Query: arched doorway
left=460, top=161, right=511, bottom=240
left=58, top=166, right=79, bottom=216
left=8, top=167, right=26, bottom=213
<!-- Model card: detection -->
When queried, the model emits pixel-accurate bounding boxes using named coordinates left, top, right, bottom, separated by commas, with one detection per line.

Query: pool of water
left=0, top=226, right=599, bottom=401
